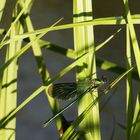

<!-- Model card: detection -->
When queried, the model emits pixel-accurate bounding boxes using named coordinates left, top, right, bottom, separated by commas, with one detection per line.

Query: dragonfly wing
left=48, top=83, right=77, bottom=100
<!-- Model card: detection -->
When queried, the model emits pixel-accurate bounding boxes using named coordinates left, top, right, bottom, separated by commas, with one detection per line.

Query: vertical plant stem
left=73, top=0, right=100, bottom=139
left=126, top=25, right=133, bottom=139
left=123, top=1, right=140, bottom=139
left=123, top=0, right=140, bottom=78
left=0, top=4, right=23, bottom=140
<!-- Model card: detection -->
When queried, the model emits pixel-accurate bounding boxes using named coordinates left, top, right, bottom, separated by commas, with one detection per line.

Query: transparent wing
left=48, top=83, right=77, bottom=100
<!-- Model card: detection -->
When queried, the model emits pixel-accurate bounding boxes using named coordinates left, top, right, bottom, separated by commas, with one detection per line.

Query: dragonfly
left=43, top=76, right=107, bottom=127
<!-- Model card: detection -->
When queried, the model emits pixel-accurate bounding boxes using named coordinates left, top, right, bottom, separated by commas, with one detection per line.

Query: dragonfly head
left=91, top=76, right=107, bottom=88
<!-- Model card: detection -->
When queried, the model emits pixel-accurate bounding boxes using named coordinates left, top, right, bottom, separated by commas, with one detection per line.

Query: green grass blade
left=123, top=0, right=140, bottom=79
left=126, top=25, right=133, bottom=139
left=0, top=0, right=6, bottom=21
left=1, top=14, right=140, bottom=49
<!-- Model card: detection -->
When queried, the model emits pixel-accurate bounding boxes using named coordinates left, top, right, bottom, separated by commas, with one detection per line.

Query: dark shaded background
left=1, top=0, right=140, bottom=140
